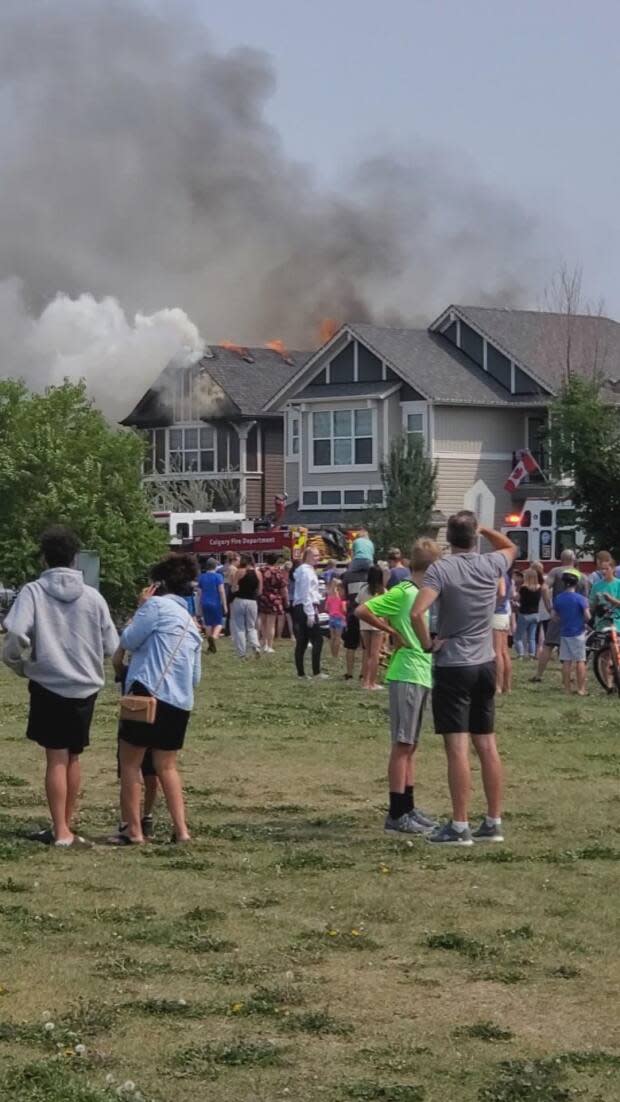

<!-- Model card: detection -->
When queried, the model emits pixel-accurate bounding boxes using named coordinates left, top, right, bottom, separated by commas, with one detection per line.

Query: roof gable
left=446, top=305, right=620, bottom=396
left=122, top=346, right=309, bottom=426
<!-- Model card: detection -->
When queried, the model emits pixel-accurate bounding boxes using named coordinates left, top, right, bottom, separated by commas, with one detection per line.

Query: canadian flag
left=504, top=449, right=541, bottom=493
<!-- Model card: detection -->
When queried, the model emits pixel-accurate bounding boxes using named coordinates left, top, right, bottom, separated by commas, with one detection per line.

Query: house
left=263, top=305, right=620, bottom=530
left=123, top=304, right=620, bottom=536
left=122, top=344, right=308, bottom=517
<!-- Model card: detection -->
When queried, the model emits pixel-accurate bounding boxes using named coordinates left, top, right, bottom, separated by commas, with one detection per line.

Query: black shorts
left=116, top=744, right=156, bottom=778
left=342, top=613, right=361, bottom=651
left=118, top=682, right=190, bottom=753
left=432, top=662, right=496, bottom=736
left=27, top=681, right=97, bottom=755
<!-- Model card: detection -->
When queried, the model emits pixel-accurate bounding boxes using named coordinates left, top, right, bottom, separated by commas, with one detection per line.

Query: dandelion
left=75, top=1043, right=86, bottom=1056
left=230, top=1002, right=244, bottom=1013
left=177, top=998, right=187, bottom=1006
left=44, top=1021, right=55, bottom=1032
left=350, top=928, right=361, bottom=937
left=379, top=863, right=391, bottom=874
left=105, top=1073, right=115, bottom=1085
left=42, top=1010, right=51, bottom=1021
left=121, top=1081, right=136, bottom=1093
left=326, top=929, right=339, bottom=937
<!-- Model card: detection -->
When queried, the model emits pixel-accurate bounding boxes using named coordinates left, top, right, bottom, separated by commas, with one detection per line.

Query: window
left=460, top=323, right=483, bottom=367
left=487, top=345, right=511, bottom=390
left=246, top=424, right=259, bottom=472
left=556, top=508, right=576, bottom=528
left=311, top=408, right=374, bottom=468
left=540, top=509, right=553, bottom=527
left=555, top=529, right=576, bottom=558
left=358, top=345, right=383, bottom=382
left=169, top=426, right=215, bottom=473
left=299, top=487, right=384, bottom=509
left=143, top=429, right=166, bottom=474
left=402, top=402, right=427, bottom=449
left=507, top=529, right=529, bottom=559
left=289, top=413, right=300, bottom=456
left=514, top=367, right=542, bottom=395
left=329, top=344, right=354, bottom=384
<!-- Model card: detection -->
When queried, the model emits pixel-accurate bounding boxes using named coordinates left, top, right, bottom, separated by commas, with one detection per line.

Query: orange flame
left=219, top=340, right=255, bottom=362
left=319, top=318, right=339, bottom=344
left=265, top=339, right=294, bottom=365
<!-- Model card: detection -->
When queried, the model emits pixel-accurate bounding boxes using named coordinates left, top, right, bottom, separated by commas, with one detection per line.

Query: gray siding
left=435, top=457, right=513, bottom=527
left=433, top=406, right=527, bottom=455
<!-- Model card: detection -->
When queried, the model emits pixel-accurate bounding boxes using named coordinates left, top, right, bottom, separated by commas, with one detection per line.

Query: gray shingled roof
left=203, top=346, right=309, bottom=415
left=455, top=306, right=620, bottom=396
left=349, top=325, right=548, bottom=407
left=300, top=381, right=400, bottom=400
left=122, top=346, right=309, bottom=425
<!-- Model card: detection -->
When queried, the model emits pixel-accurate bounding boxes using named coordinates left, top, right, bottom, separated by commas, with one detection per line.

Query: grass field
left=0, top=642, right=619, bottom=1102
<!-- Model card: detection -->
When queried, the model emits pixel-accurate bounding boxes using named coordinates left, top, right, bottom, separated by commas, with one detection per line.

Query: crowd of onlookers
left=2, top=521, right=619, bottom=850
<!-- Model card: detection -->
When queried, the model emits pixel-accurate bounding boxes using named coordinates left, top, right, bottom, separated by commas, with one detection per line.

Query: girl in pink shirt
left=326, top=579, right=347, bottom=658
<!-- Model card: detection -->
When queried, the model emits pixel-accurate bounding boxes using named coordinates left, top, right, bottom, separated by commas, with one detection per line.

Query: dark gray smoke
left=0, top=0, right=545, bottom=414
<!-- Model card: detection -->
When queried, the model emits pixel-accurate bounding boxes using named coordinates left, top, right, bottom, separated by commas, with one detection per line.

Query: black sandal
left=106, top=833, right=143, bottom=846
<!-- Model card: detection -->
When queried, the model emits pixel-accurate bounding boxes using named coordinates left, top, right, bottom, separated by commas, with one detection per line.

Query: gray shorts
left=559, top=634, right=586, bottom=662
left=389, top=681, right=429, bottom=746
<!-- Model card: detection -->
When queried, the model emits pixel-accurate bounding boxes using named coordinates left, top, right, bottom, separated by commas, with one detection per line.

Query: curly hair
left=150, top=553, right=198, bottom=596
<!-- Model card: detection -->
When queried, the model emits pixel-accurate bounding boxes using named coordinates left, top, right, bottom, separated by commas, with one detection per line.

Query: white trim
left=428, top=404, right=436, bottom=459
left=482, top=339, right=488, bottom=372
left=143, top=471, right=242, bottom=484
left=308, top=405, right=378, bottom=474
left=401, top=401, right=429, bottom=450
left=434, top=451, right=513, bottom=460
left=287, top=408, right=300, bottom=459
left=292, top=384, right=400, bottom=405
left=353, top=340, right=359, bottom=382
left=382, top=399, right=389, bottom=461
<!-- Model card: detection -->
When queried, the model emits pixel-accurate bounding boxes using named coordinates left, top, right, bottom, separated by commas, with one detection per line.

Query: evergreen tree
left=369, top=433, right=438, bottom=556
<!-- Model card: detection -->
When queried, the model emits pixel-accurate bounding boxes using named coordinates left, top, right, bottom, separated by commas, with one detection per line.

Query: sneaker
left=427, top=821, right=473, bottom=846
left=409, top=807, right=437, bottom=829
left=207, top=637, right=217, bottom=654
left=384, top=812, right=428, bottom=836
left=471, top=818, right=504, bottom=843
left=313, top=672, right=330, bottom=680
left=141, top=815, right=155, bottom=839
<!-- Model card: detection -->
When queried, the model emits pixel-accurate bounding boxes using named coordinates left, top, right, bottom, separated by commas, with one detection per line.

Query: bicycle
left=587, top=606, right=620, bottom=695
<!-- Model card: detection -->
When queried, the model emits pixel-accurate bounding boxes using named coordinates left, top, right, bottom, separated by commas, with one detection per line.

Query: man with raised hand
left=410, top=511, right=517, bottom=846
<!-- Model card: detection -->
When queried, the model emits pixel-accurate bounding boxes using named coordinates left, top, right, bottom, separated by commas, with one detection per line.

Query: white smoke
left=0, top=279, right=204, bottom=419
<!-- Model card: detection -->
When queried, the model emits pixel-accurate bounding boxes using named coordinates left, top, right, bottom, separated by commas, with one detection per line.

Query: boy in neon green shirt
left=357, top=538, right=441, bottom=836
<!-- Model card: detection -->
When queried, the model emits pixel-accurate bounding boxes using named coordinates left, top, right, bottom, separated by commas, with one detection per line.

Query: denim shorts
left=329, top=616, right=345, bottom=630
left=559, top=634, right=586, bottom=662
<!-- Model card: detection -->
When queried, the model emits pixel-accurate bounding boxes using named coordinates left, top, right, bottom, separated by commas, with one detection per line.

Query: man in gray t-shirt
left=411, top=511, right=517, bottom=847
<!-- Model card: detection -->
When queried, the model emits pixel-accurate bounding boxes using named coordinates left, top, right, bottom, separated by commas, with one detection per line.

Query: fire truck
left=154, top=511, right=360, bottom=565
left=501, top=498, right=594, bottom=571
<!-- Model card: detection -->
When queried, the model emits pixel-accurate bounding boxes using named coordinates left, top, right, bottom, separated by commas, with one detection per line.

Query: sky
left=204, top=0, right=620, bottom=315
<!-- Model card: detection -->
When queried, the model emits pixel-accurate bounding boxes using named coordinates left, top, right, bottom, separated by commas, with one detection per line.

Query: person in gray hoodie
left=3, top=526, right=118, bottom=847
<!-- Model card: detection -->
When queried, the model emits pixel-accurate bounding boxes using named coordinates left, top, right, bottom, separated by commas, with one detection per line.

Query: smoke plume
left=0, top=0, right=545, bottom=416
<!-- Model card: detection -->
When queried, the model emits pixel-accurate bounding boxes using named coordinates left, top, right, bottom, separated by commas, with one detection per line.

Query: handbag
left=119, top=614, right=192, bottom=725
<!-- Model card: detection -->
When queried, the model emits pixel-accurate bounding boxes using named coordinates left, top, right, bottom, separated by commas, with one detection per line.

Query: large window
left=311, top=409, right=374, bottom=468
left=301, top=487, right=383, bottom=509
left=169, top=426, right=215, bottom=473
left=142, top=424, right=243, bottom=476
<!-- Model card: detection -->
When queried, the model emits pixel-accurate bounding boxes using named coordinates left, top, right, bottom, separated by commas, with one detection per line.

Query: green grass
left=0, top=647, right=619, bottom=1101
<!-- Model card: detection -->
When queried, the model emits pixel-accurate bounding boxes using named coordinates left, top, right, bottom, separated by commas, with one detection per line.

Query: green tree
left=0, top=380, right=167, bottom=617
left=548, top=375, right=620, bottom=559
left=369, top=433, right=438, bottom=556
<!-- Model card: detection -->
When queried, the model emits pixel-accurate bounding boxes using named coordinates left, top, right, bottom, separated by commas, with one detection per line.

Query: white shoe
left=313, top=672, right=330, bottom=680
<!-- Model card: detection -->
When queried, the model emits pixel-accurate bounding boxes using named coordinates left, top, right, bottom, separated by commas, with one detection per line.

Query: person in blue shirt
left=553, top=573, right=590, bottom=696
left=112, top=554, right=202, bottom=845
left=198, top=558, right=227, bottom=653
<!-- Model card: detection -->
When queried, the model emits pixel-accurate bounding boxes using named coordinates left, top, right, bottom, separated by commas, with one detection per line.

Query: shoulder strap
left=152, top=611, right=193, bottom=696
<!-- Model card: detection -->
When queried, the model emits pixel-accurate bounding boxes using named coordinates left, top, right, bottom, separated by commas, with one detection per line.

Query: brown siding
left=245, top=478, right=263, bottom=517
left=262, top=420, right=285, bottom=513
